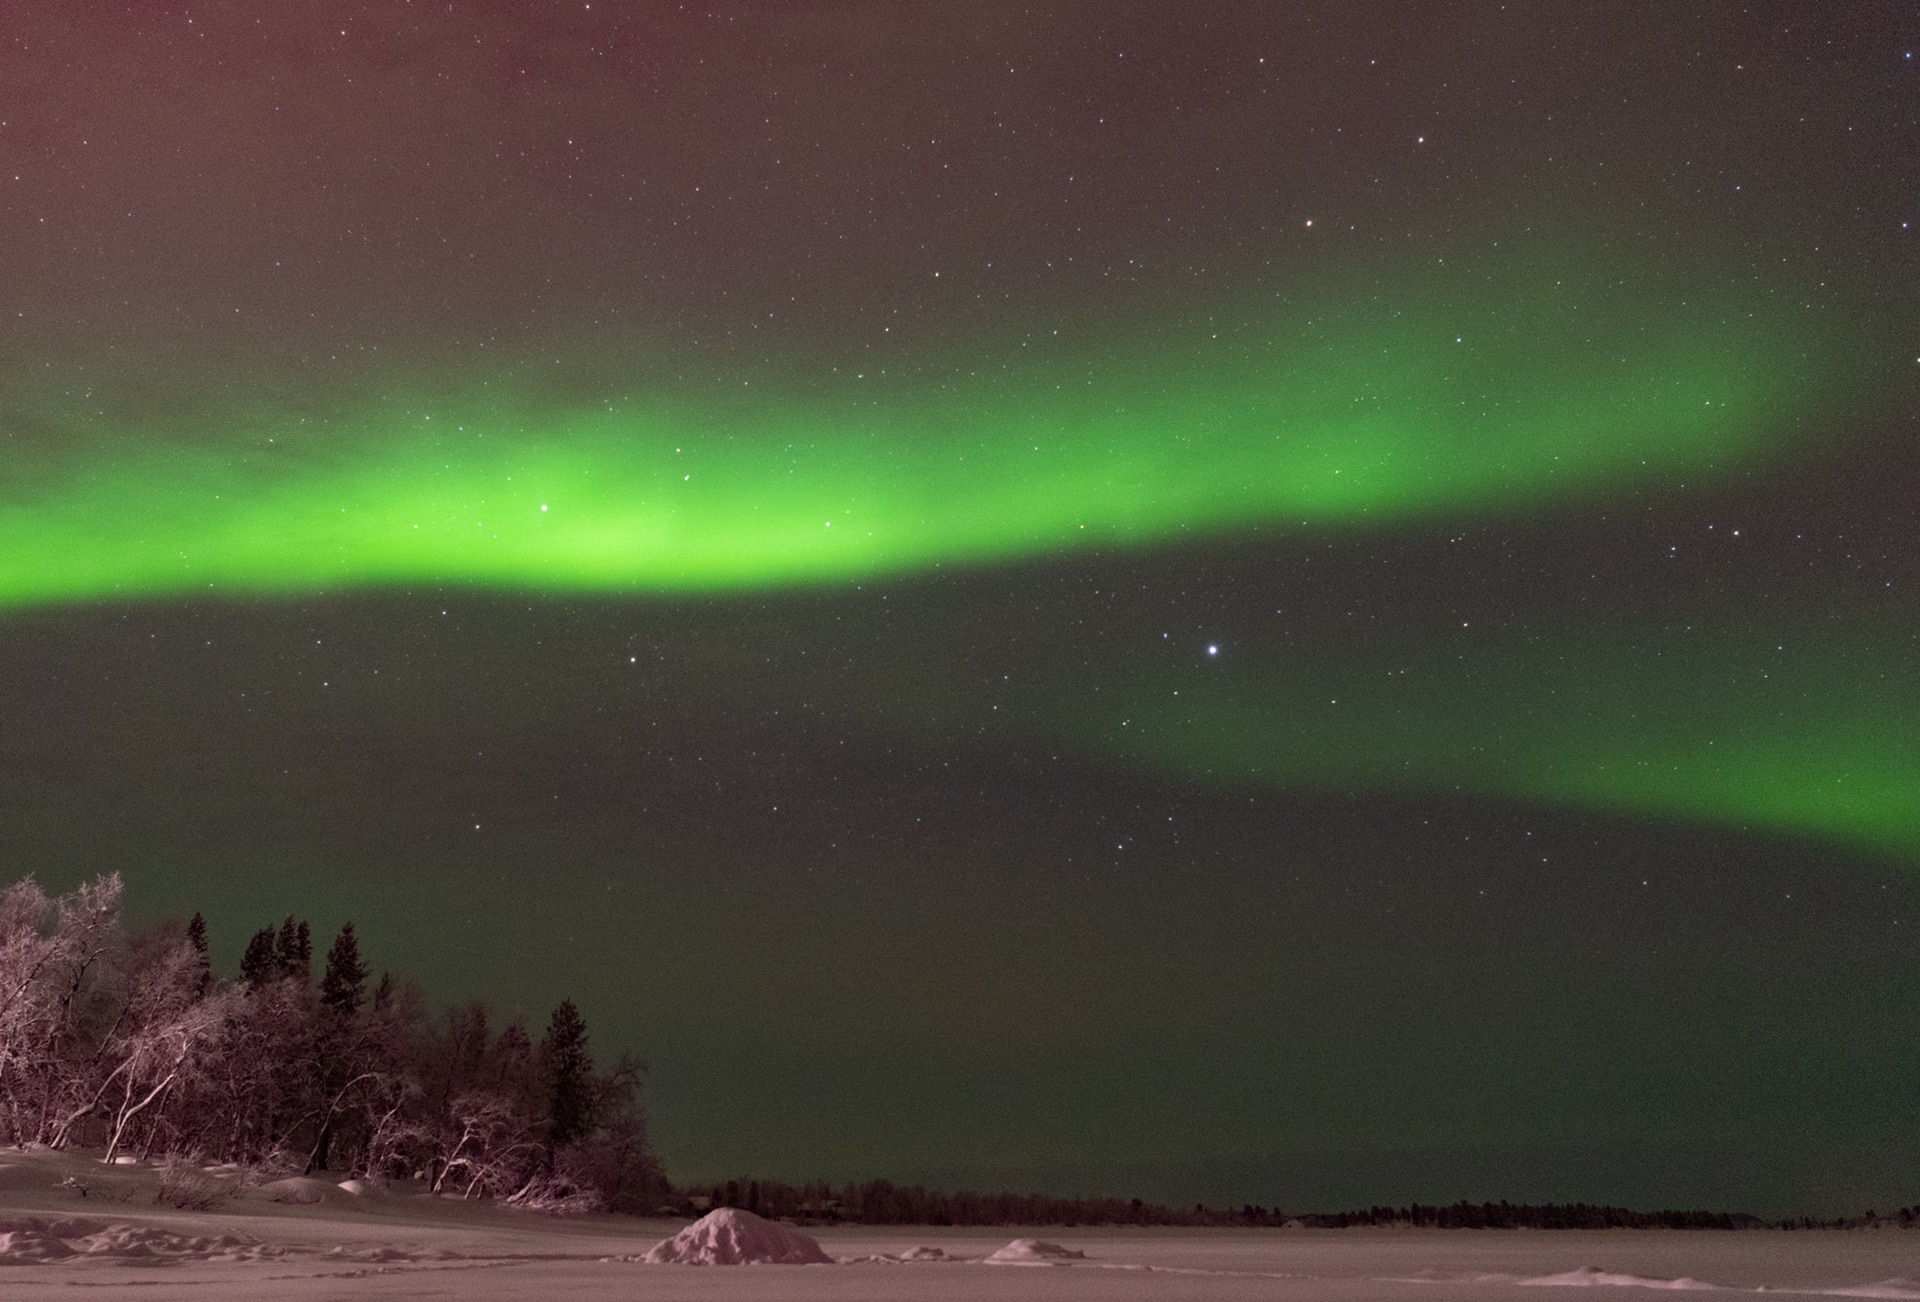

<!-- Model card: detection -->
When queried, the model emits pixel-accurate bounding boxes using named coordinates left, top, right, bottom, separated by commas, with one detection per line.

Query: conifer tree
left=541, top=999, right=594, bottom=1150
left=320, top=922, right=368, bottom=1017
left=240, top=925, right=278, bottom=986
left=275, top=917, right=298, bottom=974
left=186, top=912, right=212, bottom=997
left=275, top=916, right=311, bottom=982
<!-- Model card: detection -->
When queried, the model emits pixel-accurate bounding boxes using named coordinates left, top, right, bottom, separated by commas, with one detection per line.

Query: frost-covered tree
left=0, top=874, right=123, bottom=1145
left=77, top=940, right=238, bottom=1163
left=0, top=875, right=661, bottom=1209
left=434, top=1092, right=543, bottom=1197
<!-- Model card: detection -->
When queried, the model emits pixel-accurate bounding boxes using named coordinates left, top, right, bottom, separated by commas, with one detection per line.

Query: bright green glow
left=0, top=251, right=1821, bottom=609
left=1086, top=610, right=1918, bottom=860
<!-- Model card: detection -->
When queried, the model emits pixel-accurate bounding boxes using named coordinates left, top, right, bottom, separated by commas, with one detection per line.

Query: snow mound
left=0, top=1218, right=267, bottom=1265
left=1519, top=1266, right=1720, bottom=1290
left=0, top=1228, right=76, bottom=1262
left=894, top=1245, right=961, bottom=1261
left=985, top=1237, right=1088, bottom=1265
left=1821, top=1284, right=1920, bottom=1301
left=326, top=1245, right=416, bottom=1263
left=255, top=1176, right=351, bottom=1205
left=845, top=1245, right=968, bottom=1263
left=643, top=1208, right=834, bottom=1265
left=84, top=1225, right=255, bottom=1259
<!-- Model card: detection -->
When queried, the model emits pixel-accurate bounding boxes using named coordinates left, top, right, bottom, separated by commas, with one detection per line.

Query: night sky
left=1, top=3, right=1915, bottom=1216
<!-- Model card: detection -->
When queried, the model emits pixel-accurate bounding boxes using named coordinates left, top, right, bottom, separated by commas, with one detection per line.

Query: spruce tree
left=275, top=916, right=312, bottom=982
left=275, top=917, right=298, bottom=975
left=240, top=925, right=278, bottom=985
left=320, top=922, right=368, bottom=1017
left=186, top=912, right=212, bottom=997
left=541, top=999, right=594, bottom=1150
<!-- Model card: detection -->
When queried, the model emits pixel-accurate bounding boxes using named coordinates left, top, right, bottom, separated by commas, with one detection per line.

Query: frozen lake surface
left=1, top=1151, right=1914, bottom=1299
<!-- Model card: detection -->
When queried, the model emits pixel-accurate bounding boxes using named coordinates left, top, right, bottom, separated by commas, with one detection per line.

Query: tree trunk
left=49, top=1062, right=132, bottom=1150
left=136, top=1079, right=175, bottom=1162
left=102, top=1065, right=181, bottom=1166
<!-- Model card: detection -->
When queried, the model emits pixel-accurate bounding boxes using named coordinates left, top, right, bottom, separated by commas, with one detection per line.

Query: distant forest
left=663, top=1177, right=1773, bottom=1230
left=675, top=1178, right=1913, bottom=1232
left=2, top=875, right=1908, bottom=1229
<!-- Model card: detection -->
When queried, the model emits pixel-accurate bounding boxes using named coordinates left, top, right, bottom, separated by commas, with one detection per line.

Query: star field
left=0, top=2, right=1914, bottom=1215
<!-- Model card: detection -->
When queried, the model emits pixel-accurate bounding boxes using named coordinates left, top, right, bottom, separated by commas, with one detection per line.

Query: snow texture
left=642, top=1206, right=835, bottom=1265
left=3, top=1150, right=1920, bottom=1298
left=0, top=1227, right=75, bottom=1261
left=255, top=1176, right=348, bottom=1205
left=0, top=1216, right=291, bottom=1264
left=887, top=1245, right=964, bottom=1261
left=842, top=1244, right=972, bottom=1263
left=1519, top=1266, right=1721, bottom=1289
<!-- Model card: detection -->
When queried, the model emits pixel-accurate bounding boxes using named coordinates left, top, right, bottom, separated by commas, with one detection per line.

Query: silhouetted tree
left=304, top=922, right=377, bottom=1171
left=0, top=874, right=123, bottom=1145
left=275, top=917, right=311, bottom=982
left=239, top=925, right=278, bottom=986
left=540, top=999, right=593, bottom=1151
left=185, top=913, right=212, bottom=997
left=320, top=923, right=368, bottom=1018
left=575, top=1053, right=665, bottom=1212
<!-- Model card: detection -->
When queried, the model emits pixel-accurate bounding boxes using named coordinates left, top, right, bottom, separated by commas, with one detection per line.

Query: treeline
left=1277, top=1203, right=1920, bottom=1232
left=671, top=1180, right=1775, bottom=1230
left=671, top=1176, right=1222, bottom=1227
left=1276, top=1202, right=1761, bottom=1230
left=0, top=874, right=664, bottom=1213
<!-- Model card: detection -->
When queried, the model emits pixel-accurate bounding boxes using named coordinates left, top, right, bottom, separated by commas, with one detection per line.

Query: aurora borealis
left=0, top=246, right=1821, bottom=606
left=1, top=2, right=1914, bottom=1215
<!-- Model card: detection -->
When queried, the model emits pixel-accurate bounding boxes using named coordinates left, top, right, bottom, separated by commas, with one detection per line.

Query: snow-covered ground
left=0, top=1148, right=1914, bottom=1300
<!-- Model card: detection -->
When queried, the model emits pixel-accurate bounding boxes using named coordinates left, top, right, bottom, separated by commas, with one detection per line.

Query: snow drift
left=642, top=1207, right=834, bottom=1265
left=0, top=1217, right=278, bottom=1265
left=254, top=1176, right=351, bottom=1205
left=1519, top=1266, right=1721, bottom=1289
left=985, top=1237, right=1088, bottom=1264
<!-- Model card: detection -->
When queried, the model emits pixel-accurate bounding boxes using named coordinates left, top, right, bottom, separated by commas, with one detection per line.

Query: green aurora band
left=1092, top=609, right=1919, bottom=862
left=0, top=255, right=1821, bottom=609
left=5, top=250, right=1904, bottom=862
left=649, top=590, right=1915, bottom=863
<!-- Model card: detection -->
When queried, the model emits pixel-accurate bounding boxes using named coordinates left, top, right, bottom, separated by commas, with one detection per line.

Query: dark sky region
left=0, top=3, right=1915, bottom=1216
